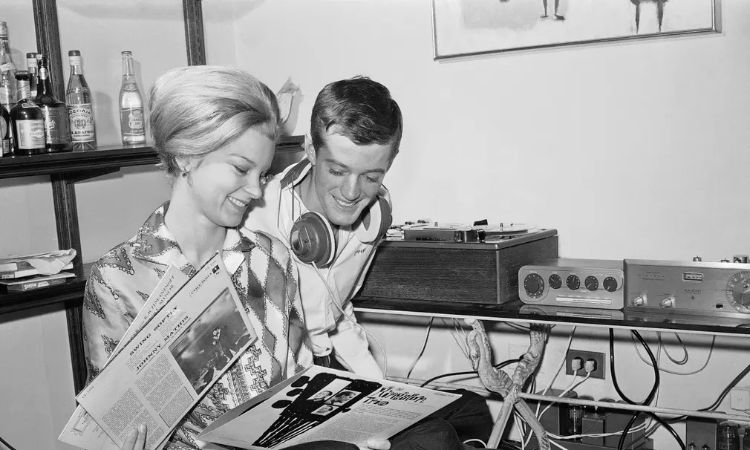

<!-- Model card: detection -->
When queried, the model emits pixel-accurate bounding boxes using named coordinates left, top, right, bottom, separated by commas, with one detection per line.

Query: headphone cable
left=311, top=262, right=389, bottom=376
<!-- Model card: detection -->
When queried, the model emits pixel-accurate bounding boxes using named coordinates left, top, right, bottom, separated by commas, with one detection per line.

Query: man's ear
left=303, top=134, right=316, bottom=165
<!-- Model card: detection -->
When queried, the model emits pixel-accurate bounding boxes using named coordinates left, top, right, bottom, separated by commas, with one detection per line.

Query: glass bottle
left=66, top=50, right=96, bottom=150
left=36, top=55, right=71, bottom=152
left=119, top=50, right=146, bottom=145
left=10, top=71, right=45, bottom=155
left=0, top=21, right=17, bottom=111
left=26, top=52, right=38, bottom=98
left=1, top=103, right=10, bottom=156
left=743, top=427, right=750, bottom=450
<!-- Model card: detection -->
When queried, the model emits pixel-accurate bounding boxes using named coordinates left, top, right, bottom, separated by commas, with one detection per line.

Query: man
left=244, top=76, right=401, bottom=377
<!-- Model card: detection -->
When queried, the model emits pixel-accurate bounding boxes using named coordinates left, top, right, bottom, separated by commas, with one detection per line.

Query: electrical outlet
left=565, top=349, right=605, bottom=379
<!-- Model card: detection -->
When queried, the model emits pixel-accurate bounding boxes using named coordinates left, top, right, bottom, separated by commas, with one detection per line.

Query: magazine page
left=198, top=365, right=461, bottom=449
left=59, top=266, right=189, bottom=449
left=73, top=254, right=257, bottom=450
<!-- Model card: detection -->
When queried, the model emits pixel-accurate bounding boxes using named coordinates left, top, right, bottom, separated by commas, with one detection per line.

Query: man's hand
left=360, top=438, right=390, bottom=450
left=121, top=424, right=147, bottom=450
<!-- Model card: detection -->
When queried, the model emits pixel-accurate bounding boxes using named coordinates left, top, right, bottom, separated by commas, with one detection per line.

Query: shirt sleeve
left=328, top=299, right=384, bottom=378
left=81, top=263, right=134, bottom=384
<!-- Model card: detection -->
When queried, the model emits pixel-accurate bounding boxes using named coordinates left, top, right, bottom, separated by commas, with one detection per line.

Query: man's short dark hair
left=310, top=76, right=402, bottom=161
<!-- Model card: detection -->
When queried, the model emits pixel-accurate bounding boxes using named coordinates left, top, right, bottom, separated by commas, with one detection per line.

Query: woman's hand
left=121, top=424, right=147, bottom=450
left=360, top=438, right=390, bottom=450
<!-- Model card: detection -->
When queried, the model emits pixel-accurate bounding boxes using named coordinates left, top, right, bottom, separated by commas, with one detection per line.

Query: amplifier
left=358, top=228, right=558, bottom=304
left=518, top=259, right=624, bottom=310
left=624, top=258, right=750, bottom=317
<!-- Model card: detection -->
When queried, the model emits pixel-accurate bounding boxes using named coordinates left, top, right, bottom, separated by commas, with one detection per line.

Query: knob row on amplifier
left=518, top=259, right=624, bottom=310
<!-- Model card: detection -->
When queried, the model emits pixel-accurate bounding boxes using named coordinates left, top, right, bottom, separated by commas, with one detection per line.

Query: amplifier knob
left=726, top=271, right=750, bottom=312
left=632, top=295, right=647, bottom=306
left=549, top=274, right=562, bottom=289
left=566, top=274, right=581, bottom=290
left=584, top=276, right=599, bottom=291
left=660, top=296, right=675, bottom=308
left=523, top=273, right=545, bottom=299
left=603, top=276, right=618, bottom=292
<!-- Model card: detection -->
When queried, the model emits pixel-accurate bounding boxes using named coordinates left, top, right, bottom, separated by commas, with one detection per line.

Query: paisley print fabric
left=82, top=202, right=313, bottom=448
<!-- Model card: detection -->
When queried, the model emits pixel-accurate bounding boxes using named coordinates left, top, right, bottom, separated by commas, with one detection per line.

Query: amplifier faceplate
left=624, top=259, right=750, bottom=317
left=519, top=259, right=624, bottom=310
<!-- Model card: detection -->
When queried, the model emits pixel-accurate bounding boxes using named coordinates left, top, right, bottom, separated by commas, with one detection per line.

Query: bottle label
left=42, top=106, right=71, bottom=145
left=68, top=103, right=95, bottom=143
left=0, top=88, right=11, bottom=106
left=120, top=107, right=145, bottom=137
left=15, top=119, right=45, bottom=149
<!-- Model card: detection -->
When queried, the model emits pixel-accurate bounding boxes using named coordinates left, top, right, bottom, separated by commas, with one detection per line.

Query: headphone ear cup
left=355, top=197, right=392, bottom=244
left=289, top=212, right=336, bottom=267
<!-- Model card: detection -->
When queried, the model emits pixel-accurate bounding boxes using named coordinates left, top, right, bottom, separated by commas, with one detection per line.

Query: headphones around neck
left=289, top=196, right=392, bottom=268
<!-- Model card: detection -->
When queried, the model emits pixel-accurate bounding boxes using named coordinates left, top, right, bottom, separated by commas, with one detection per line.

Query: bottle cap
left=68, top=50, right=82, bottom=66
left=121, top=50, right=133, bottom=56
left=26, top=54, right=38, bottom=68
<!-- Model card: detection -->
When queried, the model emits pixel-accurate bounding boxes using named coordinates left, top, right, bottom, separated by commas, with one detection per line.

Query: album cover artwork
left=198, top=365, right=461, bottom=449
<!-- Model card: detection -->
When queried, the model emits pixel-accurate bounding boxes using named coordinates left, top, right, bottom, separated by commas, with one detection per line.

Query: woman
left=82, top=65, right=314, bottom=449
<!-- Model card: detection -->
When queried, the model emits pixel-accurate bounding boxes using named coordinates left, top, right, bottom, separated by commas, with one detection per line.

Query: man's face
left=304, top=131, right=392, bottom=227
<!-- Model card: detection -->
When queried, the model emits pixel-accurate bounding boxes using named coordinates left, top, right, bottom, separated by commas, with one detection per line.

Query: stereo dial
left=549, top=274, right=562, bottom=289
left=603, top=276, right=618, bottom=292
left=584, top=276, right=599, bottom=291
left=523, top=273, right=545, bottom=299
left=566, top=274, right=580, bottom=290
left=726, top=271, right=750, bottom=312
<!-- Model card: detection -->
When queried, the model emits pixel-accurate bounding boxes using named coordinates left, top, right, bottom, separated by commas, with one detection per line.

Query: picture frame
left=432, top=0, right=721, bottom=59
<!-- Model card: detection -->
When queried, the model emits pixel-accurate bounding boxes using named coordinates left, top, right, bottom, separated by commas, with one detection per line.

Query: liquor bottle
left=10, top=71, right=45, bottom=155
left=36, top=55, right=71, bottom=152
left=119, top=50, right=146, bottom=145
left=66, top=50, right=96, bottom=150
left=26, top=52, right=38, bottom=98
left=1, top=103, right=10, bottom=156
left=0, top=21, right=17, bottom=112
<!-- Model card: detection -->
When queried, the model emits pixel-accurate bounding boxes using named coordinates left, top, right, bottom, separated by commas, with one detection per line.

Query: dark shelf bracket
left=183, top=0, right=206, bottom=65
left=51, top=173, right=87, bottom=392
left=32, top=0, right=65, bottom=99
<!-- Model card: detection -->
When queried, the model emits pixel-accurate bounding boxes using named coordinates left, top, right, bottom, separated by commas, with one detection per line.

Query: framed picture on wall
left=432, top=0, right=721, bottom=59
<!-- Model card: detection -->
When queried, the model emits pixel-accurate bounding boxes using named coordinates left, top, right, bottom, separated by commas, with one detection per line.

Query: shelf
left=0, top=136, right=303, bottom=180
left=0, top=279, right=86, bottom=315
left=353, top=297, right=750, bottom=336
left=0, top=146, right=159, bottom=180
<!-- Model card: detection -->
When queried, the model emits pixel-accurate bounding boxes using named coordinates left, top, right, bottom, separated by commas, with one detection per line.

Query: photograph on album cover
left=168, top=287, right=252, bottom=393
left=251, top=372, right=382, bottom=448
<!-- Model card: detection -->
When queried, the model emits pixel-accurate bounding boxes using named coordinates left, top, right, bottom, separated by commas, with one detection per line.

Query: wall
left=1, top=0, right=749, bottom=448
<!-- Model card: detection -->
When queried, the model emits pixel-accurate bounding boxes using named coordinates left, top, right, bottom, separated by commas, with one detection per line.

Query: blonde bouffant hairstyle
left=149, top=65, right=280, bottom=176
